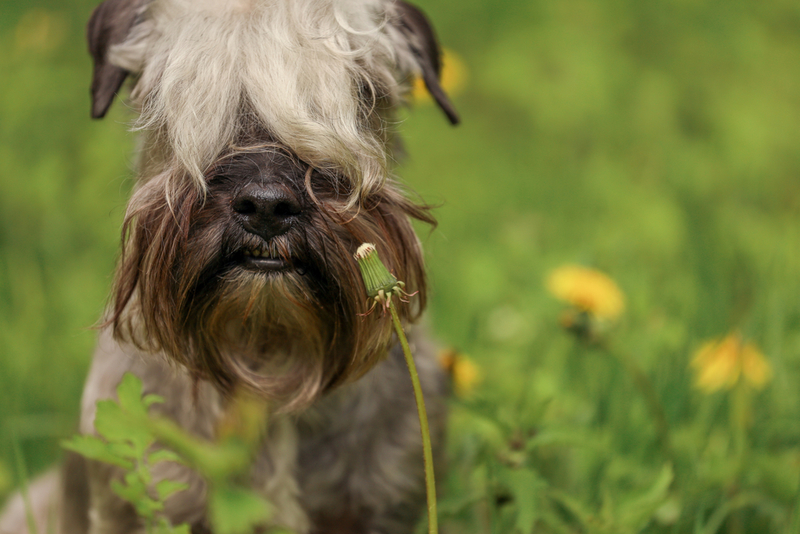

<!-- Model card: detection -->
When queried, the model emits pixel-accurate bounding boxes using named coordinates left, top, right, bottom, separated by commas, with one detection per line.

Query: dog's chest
left=85, top=331, right=434, bottom=533
left=293, top=351, right=427, bottom=531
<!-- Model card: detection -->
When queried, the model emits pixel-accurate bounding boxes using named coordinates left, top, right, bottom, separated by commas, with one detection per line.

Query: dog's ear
left=87, top=0, right=140, bottom=119
left=395, top=1, right=460, bottom=125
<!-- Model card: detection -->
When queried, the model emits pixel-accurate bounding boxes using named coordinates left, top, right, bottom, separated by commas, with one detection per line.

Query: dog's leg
left=59, top=451, right=91, bottom=534
left=0, top=451, right=92, bottom=534
left=0, top=470, right=60, bottom=534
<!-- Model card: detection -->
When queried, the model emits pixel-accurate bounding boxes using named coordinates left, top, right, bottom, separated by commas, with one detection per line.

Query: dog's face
left=112, top=143, right=433, bottom=410
left=88, top=0, right=457, bottom=410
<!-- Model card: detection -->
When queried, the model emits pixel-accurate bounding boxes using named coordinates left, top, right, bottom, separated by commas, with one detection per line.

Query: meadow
left=2, top=0, right=800, bottom=532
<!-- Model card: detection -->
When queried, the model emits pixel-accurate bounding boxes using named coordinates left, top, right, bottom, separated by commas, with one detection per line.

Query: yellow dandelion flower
left=438, top=348, right=457, bottom=372
left=439, top=348, right=482, bottom=398
left=411, top=48, right=468, bottom=102
left=15, top=9, right=66, bottom=53
left=741, top=343, right=772, bottom=389
left=546, top=265, right=625, bottom=320
left=690, top=333, right=772, bottom=393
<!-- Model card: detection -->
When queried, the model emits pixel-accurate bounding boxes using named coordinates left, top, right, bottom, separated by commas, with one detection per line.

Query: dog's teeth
left=243, top=250, right=251, bottom=257
left=260, top=250, right=270, bottom=258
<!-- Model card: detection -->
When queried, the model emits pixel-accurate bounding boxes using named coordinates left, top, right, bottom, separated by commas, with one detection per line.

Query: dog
left=0, top=0, right=459, bottom=533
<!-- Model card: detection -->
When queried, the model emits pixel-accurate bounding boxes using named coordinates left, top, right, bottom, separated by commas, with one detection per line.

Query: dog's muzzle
left=232, top=182, right=302, bottom=272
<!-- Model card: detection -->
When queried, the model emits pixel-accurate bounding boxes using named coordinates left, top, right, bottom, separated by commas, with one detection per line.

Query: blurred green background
left=3, top=0, right=800, bottom=532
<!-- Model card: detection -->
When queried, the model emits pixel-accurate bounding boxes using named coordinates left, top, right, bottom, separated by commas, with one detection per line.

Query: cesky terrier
left=0, top=0, right=459, bottom=533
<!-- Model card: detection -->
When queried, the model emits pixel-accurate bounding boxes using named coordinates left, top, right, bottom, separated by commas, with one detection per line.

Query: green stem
left=144, top=416, right=251, bottom=482
left=701, top=492, right=763, bottom=534
left=608, top=348, right=676, bottom=470
left=730, top=381, right=750, bottom=471
left=389, top=302, right=438, bottom=534
left=787, top=470, right=800, bottom=534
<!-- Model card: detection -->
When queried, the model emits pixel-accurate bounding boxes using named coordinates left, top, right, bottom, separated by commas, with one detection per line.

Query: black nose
left=232, top=182, right=302, bottom=240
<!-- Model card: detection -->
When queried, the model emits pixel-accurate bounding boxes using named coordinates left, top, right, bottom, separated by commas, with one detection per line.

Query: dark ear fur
left=87, top=0, right=140, bottom=119
left=395, top=1, right=460, bottom=125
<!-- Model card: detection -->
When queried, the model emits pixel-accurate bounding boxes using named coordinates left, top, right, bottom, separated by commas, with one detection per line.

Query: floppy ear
left=87, top=0, right=140, bottom=119
left=395, top=1, right=460, bottom=125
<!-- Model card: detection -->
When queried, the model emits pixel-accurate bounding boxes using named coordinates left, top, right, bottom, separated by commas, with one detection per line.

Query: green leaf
left=92, top=399, right=126, bottom=440
left=209, top=486, right=273, bottom=534
left=144, top=394, right=166, bottom=408
left=94, top=399, right=153, bottom=456
left=152, top=518, right=194, bottom=534
left=112, top=471, right=147, bottom=503
left=504, top=468, right=546, bottom=534
left=107, top=441, right=139, bottom=461
left=155, top=479, right=189, bottom=501
left=169, top=523, right=192, bottom=534
left=148, top=449, right=184, bottom=466
left=116, top=373, right=149, bottom=417
left=61, top=435, right=134, bottom=470
left=616, top=464, right=674, bottom=531
left=111, top=477, right=163, bottom=520
left=546, top=490, right=595, bottom=531
left=153, top=519, right=180, bottom=534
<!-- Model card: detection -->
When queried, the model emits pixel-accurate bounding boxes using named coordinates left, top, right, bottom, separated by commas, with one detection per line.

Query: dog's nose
left=232, top=182, right=302, bottom=240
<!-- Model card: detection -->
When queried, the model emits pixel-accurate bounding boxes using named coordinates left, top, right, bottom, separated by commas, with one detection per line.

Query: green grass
left=3, top=0, right=800, bottom=532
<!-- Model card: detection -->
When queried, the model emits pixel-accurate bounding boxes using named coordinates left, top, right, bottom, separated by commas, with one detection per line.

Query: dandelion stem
left=730, top=381, right=750, bottom=468
left=389, top=302, right=438, bottom=534
left=354, top=243, right=437, bottom=534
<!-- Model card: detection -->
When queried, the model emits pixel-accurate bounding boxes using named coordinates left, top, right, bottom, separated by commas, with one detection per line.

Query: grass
left=2, top=0, right=800, bottom=532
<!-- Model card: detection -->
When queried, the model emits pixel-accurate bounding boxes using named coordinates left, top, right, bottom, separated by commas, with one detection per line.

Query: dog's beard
left=110, top=167, right=431, bottom=411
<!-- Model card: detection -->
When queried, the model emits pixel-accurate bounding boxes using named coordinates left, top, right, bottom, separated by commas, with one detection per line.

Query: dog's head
left=88, top=0, right=458, bottom=410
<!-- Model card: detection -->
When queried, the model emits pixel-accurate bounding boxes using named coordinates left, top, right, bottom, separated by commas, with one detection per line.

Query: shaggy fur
left=0, top=0, right=457, bottom=532
left=92, top=0, right=457, bottom=195
left=111, top=146, right=433, bottom=410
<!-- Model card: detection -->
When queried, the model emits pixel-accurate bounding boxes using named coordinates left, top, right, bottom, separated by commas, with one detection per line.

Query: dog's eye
left=207, top=174, right=234, bottom=187
left=307, top=173, right=352, bottom=200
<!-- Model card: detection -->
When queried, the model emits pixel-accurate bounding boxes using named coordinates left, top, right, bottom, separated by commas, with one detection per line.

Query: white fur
left=109, top=0, right=420, bottom=197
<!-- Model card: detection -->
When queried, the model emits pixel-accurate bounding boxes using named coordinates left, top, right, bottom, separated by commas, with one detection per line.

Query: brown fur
left=110, top=146, right=434, bottom=411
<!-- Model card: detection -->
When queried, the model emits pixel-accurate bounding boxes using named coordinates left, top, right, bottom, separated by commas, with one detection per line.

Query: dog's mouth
left=239, top=247, right=292, bottom=273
